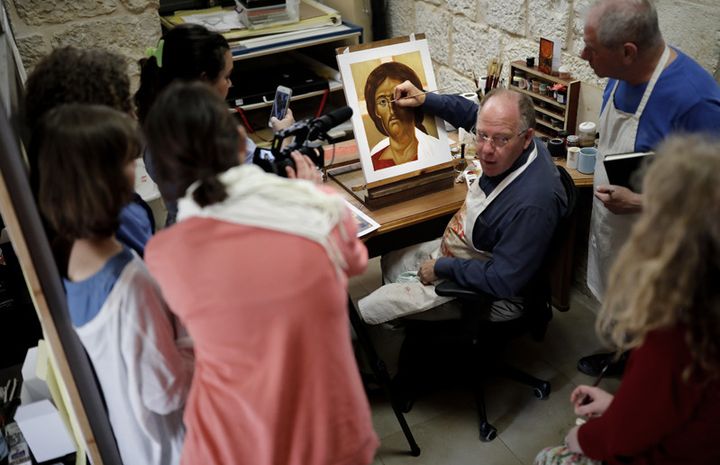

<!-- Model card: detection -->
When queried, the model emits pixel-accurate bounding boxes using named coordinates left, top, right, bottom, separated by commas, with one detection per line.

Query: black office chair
left=397, top=165, right=578, bottom=442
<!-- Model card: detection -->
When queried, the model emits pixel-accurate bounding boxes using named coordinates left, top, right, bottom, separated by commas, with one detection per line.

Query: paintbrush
left=581, top=362, right=610, bottom=405
left=390, top=87, right=449, bottom=103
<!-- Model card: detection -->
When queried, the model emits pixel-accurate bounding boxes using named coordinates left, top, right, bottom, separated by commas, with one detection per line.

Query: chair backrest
left=520, top=164, right=578, bottom=338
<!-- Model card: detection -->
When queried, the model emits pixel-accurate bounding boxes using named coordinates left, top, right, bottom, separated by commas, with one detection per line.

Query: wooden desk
left=329, top=171, right=466, bottom=257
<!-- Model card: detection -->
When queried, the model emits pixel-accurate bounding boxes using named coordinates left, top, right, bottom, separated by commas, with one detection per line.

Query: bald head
left=588, top=0, right=662, bottom=52
left=478, top=89, right=535, bottom=133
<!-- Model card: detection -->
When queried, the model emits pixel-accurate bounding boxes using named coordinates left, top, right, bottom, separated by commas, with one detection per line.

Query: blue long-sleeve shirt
left=425, top=93, right=568, bottom=298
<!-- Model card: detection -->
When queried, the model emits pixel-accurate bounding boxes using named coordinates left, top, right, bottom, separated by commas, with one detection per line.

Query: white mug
left=567, top=146, right=580, bottom=170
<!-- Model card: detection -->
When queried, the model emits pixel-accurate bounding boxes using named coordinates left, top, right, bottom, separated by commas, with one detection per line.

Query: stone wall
left=387, top=0, right=720, bottom=99
left=4, top=0, right=161, bottom=82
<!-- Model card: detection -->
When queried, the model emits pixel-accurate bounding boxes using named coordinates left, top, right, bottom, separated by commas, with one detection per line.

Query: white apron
left=358, top=145, right=538, bottom=324
left=586, top=46, right=670, bottom=300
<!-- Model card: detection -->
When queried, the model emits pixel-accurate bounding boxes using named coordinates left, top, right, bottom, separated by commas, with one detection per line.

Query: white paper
left=183, top=10, right=246, bottom=32
left=344, top=199, right=380, bottom=237
left=14, top=400, right=75, bottom=462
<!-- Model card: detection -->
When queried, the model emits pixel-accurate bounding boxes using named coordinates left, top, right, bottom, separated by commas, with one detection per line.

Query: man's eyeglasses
left=475, top=128, right=528, bottom=148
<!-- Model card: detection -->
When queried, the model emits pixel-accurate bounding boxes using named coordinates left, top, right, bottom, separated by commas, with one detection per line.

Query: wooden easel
left=363, top=161, right=455, bottom=208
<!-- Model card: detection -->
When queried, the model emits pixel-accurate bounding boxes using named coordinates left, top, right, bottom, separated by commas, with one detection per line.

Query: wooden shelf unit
left=509, top=60, right=580, bottom=138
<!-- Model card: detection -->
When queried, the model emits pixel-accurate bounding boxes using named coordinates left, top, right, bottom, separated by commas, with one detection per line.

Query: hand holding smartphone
left=269, top=85, right=292, bottom=127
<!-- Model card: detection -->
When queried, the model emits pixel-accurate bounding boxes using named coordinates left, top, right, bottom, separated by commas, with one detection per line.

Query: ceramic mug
left=567, top=146, right=580, bottom=170
left=578, top=147, right=597, bottom=174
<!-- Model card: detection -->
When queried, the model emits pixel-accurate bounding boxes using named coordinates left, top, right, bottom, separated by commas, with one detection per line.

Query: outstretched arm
left=393, top=81, right=478, bottom=131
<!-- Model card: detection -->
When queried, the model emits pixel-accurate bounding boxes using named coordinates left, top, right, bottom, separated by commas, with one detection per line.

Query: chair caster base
left=479, top=421, right=497, bottom=442
left=533, top=381, right=551, bottom=400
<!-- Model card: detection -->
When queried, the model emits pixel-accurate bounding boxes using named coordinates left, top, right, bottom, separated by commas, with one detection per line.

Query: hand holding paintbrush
left=571, top=364, right=613, bottom=425
left=391, top=80, right=449, bottom=106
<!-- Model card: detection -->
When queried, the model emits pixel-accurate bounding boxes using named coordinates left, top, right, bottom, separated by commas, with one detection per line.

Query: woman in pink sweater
left=535, top=134, right=720, bottom=465
left=142, top=81, right=378, bottom=465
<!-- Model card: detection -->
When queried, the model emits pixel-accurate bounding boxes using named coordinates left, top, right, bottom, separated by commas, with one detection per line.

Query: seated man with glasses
left=358, top=88, right=567, bottom=326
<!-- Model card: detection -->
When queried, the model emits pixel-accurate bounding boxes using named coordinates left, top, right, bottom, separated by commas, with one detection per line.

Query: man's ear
left=621, top=42, right=638, bottom=64
left=522, top=128, right=534, bottom=150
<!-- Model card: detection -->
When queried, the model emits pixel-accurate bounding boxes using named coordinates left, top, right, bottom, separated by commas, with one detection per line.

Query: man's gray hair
left=593, top=0, right=662, bottom=51
left=479, top=88, right=535, bottom=132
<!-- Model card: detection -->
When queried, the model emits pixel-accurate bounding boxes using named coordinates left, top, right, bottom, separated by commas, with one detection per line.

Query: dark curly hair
left=363, top=61, right=427, bottom=136
left=143, top=81, right=240, bottom=208
left=134, top=24, right=230, bottom=124
left=24, top=46, right=132, bottom=130
left=24, top=46, right=132, bottom=196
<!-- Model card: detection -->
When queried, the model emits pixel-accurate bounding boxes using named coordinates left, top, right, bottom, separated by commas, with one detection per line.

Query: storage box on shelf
left=509, top=60, right=580, bottom=139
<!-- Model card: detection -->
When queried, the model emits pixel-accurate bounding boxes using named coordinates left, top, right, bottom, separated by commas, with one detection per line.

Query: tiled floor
left=349, top=258, right=620, bottom=465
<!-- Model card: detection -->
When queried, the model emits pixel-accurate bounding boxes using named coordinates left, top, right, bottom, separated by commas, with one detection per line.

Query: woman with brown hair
left=143, top=81, right=378, bottom=465
left=37, top=104, right=192, bottom=465
left=535, top=134, right=720, bottom=465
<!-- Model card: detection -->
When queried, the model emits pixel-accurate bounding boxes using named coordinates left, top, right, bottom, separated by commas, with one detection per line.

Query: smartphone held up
left=268, top=85, right=292, bottom=127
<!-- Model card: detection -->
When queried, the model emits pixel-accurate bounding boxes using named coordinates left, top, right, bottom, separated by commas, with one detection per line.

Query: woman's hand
left=270, top=108, right=295, bottom=133
left=594, top=185, right=642, bottom=214
left=564, top=426, right=584, bottom=454
left=285, top=150, right=322, bottom=184
left=570, top=385, right=614, bottom=418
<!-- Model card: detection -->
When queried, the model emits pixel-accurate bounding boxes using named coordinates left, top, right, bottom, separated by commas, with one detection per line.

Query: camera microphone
left=307, top=106, right=353, bottom=140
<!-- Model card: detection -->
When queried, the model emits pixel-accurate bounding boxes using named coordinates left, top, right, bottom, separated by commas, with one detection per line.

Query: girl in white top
left=37, top=103, right=193, bottom=465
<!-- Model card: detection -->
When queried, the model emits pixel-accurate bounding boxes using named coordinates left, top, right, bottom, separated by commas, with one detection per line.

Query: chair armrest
left=435, top=280, right=492, bottom=302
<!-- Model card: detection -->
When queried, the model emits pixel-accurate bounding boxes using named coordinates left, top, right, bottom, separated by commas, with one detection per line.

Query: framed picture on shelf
left=538, top=37, right=554, bottom=74
left=336, top=36, right=451, bottom=184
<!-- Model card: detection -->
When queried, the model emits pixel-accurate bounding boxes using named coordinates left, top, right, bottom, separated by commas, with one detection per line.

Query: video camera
left=253, top=106, right=353, bottom=177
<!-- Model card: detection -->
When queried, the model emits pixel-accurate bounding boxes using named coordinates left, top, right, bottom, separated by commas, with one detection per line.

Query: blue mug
left=578, top=147, right=597, bottom=174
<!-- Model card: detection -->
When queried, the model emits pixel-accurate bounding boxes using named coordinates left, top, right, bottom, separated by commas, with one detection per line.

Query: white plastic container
left=578, top=121, right=597, bottom=147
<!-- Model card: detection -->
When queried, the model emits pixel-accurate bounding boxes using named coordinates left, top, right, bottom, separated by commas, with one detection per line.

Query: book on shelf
left=160, top=0, right=341, bottom=41
left=603, top=150, right=654, bottom=190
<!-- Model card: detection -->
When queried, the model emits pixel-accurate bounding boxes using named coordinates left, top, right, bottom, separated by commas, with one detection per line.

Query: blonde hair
left=598, top=134, right=720, bottom=378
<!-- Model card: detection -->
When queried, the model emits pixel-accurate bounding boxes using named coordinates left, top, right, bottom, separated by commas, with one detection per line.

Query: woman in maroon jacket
left=535, top=134, right=720, bottom=465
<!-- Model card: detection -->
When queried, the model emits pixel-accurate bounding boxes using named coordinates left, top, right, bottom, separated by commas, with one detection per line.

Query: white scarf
left=178, top=164, right=350, bottom=275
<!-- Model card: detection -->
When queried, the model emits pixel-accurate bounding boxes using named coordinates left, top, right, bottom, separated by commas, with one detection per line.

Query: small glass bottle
left=566, top=134, right=580, bottom=148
